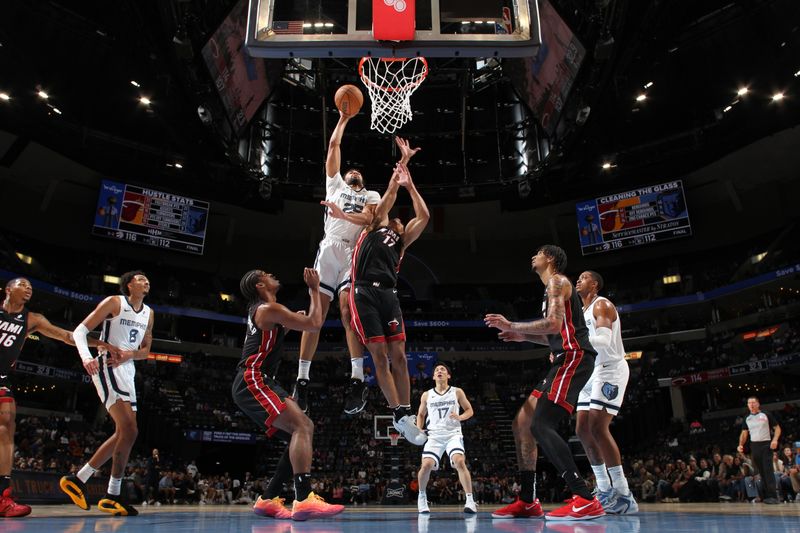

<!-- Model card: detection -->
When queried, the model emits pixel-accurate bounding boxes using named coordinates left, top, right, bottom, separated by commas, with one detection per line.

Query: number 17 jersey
left=425, top=386, right=462, bottom=436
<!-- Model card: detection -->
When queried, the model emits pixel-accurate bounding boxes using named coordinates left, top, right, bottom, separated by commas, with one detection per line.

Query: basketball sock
left=520, top=470, right=537, bottom=503
left=392, top=406, right=411, bottom=423
left=608, top=465, right=630, bottom=496
left=592, top=463, right=611, bottom=492
left=0, top=475, right=10, bottom=492
left=77, top=463, right=98, bottom=484
left=265, top=447, right=293, bottom=499
left=297, top=360, right=311, bottom=381
left=294, top=473, right=312, bottom=501
left=350, top=358, right=364, bottom=381
left=107, top=476, right=122, bottom=497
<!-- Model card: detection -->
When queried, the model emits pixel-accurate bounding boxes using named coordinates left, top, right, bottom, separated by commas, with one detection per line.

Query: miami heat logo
left=384, top=0, right=407, bottom=13
left=388, top=319, right=400, bottom=333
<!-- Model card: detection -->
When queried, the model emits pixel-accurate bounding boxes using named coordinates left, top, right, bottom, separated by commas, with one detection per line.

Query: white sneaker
left=464, top=500, right=477, bottom=514
left=418, top=493, right=430, bottom=514
left=393, top=415, right=428, bottom=446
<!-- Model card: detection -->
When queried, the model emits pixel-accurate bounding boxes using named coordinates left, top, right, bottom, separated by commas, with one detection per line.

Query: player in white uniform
left=415, top=363, right=477, bottom=515
left=575, top=270, right=637, bottom=514
left=61, top=271, right=154, bottom=516
left=295, top=112, right=419, bottom=415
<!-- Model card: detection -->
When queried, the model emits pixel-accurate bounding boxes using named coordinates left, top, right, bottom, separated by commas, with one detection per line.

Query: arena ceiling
left=1, top=0, right=799, bottom=209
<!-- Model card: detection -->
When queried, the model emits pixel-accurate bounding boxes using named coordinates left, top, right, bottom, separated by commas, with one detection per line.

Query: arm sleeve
left=588, top=326, right=613, bottom=349
left=73, top=323, right=94, bottom=362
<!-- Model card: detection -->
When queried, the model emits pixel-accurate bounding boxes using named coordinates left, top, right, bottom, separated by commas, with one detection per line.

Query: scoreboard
left=92, top=180, right=209, bottom=255
left=576, top=180, right=691, bottom=255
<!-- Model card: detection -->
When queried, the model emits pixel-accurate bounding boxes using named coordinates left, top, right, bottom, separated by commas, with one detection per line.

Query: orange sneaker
left=491, top=498, right=544, bottom=518
left=545, top=495, right=605, bottom=521
left=253, top=496, right=292, bottom=519
left=291, top=492, right=345, bottom=521
left=0, top=488, right=32, bottom=518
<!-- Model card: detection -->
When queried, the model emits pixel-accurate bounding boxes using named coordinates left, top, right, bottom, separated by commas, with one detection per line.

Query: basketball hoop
left=358, top=56, right=428, bottom=134
left=388, top=431, right=401, bottom=447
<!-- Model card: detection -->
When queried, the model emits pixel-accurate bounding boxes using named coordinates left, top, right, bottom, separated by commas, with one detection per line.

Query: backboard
left=246, top=0, right=540, bottom=58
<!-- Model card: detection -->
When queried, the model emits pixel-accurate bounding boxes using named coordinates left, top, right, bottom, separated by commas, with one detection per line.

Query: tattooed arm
left=484, top=274, right=568, bottom=335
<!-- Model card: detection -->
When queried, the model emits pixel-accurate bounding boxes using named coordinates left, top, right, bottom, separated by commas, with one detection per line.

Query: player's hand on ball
left=484, top=313, right=512, bottom=331
left=498, top=331, right=527, bottom=343
left=321, top=200, right=347, bottom=220
left=304, top=268, right=320, bottom=290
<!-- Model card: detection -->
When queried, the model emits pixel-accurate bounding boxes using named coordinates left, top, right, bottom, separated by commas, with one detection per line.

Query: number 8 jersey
left=98, top=296, right=151, bottom=362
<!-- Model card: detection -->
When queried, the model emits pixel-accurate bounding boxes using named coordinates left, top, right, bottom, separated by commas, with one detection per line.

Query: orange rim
left=358, top=56, right=428, bottom=93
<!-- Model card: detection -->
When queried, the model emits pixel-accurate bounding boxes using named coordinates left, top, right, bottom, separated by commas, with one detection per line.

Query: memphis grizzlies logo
left=602, top=382, right=619, bottom=401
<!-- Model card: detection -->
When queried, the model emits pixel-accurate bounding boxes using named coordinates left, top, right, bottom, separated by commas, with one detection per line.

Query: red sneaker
left=491, top=498, right=544, bottom=518
left=253, top=496, right=292, bottom=519
left=291, top=492, right=345, bottom=521
left=545, top=495, right=605, bottom=521
left=0, top=488, right=32, bottom=518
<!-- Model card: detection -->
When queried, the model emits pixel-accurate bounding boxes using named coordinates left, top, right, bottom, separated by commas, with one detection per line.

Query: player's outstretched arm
left=395, top=136, right=421, bottom=165
left=326, top=114, right=350, bottom=179
left=367, top=164, right=404, bottom=231
left=399, top=165, right=429, bottom=249
left=485, top=275, right=567, bottom=336
left=255, top=269, right=324, bottom=332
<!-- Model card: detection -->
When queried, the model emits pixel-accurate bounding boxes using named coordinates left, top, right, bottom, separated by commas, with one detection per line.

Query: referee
left=737, top=396, right=781, bottom=504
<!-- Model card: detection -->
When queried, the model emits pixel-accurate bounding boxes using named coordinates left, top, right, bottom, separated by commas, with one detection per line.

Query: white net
left=359, top=56, right=428, bottom=134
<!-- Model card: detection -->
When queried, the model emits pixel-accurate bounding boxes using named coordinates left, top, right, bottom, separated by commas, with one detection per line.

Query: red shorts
left=531, top=350, right=594, bottom=414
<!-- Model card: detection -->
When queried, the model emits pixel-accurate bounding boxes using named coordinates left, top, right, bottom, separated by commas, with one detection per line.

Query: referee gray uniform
left=741, top=411, right=780, bottom=500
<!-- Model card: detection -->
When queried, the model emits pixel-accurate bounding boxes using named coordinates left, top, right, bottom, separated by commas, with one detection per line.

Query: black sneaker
left=59, top=474, right=90, bottom=510
left=98, top=493, right=139, bottom=516
left=343, top=379, right=368, bottom=415
left=293, top=378, right=309, bottom=412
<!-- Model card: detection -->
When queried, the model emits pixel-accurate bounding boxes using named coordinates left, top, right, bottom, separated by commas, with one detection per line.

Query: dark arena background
left=1, top=0, right=799, bottom=531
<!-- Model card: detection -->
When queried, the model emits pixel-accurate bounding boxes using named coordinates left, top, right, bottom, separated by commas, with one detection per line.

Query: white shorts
left=422, top=433, right=465, bottom=470
left=314, top=237, right=354, bottom=300
left=91, top=358, right=138, bottom=412
left=576, top=359, right=629, bottom=416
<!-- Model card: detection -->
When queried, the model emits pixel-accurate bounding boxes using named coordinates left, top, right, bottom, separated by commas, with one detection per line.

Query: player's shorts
left=422, top=432, right=466, bottom=470
left=576, top=359, right=630, bottom=416
left=531, top=350, right=595, bottom=414
left=314, top=236, right=355, bottom=300
left=350, top=284, right=405, bottom=344
left=91, top=358, right=138, bottom=412
left=0, top=375, right=14, bottom=404
left=232, top=368, right=290, bottom=438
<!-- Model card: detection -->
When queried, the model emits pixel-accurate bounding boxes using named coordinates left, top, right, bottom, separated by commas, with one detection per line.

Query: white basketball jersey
left=99, top=296, right=151, bottom=369
left=323, top=173, right=381, bottom=243
left=425, top=386, right=462, bottom=435
left=583, top=296, right=625, bottom=365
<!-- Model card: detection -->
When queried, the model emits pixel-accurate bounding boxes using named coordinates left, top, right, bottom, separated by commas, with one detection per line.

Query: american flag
left=271, top=21, right=305, bottom=35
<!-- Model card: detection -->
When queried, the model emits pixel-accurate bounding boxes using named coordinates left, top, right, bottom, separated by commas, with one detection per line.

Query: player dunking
left=61, top=271, right=154, bottom=516
left=331, top=162, right=428, bottom=444
left=486, top=245, right=604, bottom=521
left=294, top=111, right=419, bottom=415
left=235, top=268, right=343, bottom=521
left=574, top=270, right=637, bottom=514
left=416, top=363, right=477, bottom=515
left=0, top=278, right=114, bottom=518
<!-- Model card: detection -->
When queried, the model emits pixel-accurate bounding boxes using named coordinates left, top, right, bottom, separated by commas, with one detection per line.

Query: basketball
left=334, top=84, right=363, bottom=117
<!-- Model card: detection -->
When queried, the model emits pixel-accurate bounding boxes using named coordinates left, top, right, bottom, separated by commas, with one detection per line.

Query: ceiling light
left=0, top=93, right=9, bottom=101
left=324, top=23, right=333, bottom=28
left=130, top=80, right=141, bottom=87
left=16, top=252, right=33, bottom=265
left=174, top=163, right=183, bottom=169
left=772, top=92, right=785, bottom=102
left=314, top=22, right=324, bottom=28
left=139, top=96, right=151, bottom=105
left=644, top=81, right=654, bottom=89
left=723, top=105, right=732, bottom=113
left=52, top=107, right=62, bottom=115
left=737, top=87, right=748, bottom=96
left=795, top=69, right=800, bottom=78
left=37, top=90, right=49, bottom=100
left=303, top=23, right=312, bottom=28
left=104, top=275, right=120, bottom=284
left=601, top=162, right=612, bottom=169
left=635, top=94, right=646, bottom=102
left=663, top=274, right=681, bottom=285
left=461, top=21, right=470, bottom=25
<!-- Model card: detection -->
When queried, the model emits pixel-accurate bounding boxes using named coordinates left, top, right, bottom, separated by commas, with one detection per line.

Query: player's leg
left=295, top=295, right=332, bottom=412
left=576, top=370, right=614, bottom=503
left=387, top=340, right=410, bottom=407
left=339, top=287, right=368, bottom=414
left=417, top=456, right=437, bottom=513
left=96, top=399, right=139, bottom=515
left=0, top=392, right=31, bottom=518
left=492, top=394, right=542, bottom=518
left=366, top=341, right=398, bottom=407
left=451, top=454, right=476, bottom=513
